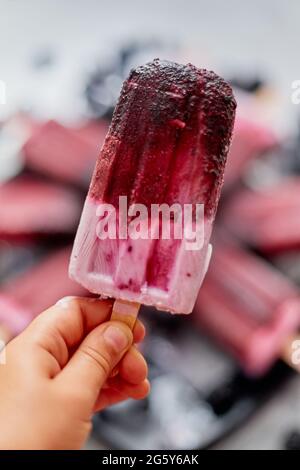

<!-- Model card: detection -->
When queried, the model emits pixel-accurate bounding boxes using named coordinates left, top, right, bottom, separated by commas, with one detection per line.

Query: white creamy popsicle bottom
left=69, top=198, right=213, bottom=314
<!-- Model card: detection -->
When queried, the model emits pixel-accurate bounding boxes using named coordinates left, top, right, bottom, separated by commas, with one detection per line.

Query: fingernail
left=56, top=296, right=78, bottom=308
left=103, top=326, right=130, bottom=352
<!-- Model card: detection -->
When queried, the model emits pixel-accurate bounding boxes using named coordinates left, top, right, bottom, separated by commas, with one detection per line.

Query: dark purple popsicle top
left=90, top=59, right=236, bottom=217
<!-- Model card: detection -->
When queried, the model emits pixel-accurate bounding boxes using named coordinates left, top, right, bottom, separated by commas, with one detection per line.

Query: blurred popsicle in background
left=194, top=239, right=300, bottom=376
left=223, top=116, right=278, bottom=191
left=0, top=175, right=82, bottom=241
left=23, top=120, right=108, bottom=187
left=223, top=177, right=300, bottom=253
left=0, top=247, right=88, bottom=336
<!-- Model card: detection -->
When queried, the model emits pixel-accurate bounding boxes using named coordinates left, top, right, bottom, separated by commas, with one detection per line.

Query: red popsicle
left=195, top=240, right=300, bottom=375
left=70, top=59, right=236, bottom=317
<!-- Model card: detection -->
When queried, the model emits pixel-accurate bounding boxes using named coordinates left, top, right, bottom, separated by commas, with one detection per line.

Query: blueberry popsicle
left=223, top=177, right=300, bottom=253
left=23, top=120, right=108, bottom=188
left=70, top=59, right=236, bottom=320
left=195, top=240, right=300, bottom=376
left=0, top=175, right=81, bottom=241
left=0, top=247, right=87, bottom=336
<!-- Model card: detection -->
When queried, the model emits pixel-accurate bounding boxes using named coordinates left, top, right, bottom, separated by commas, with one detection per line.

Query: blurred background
left=1, top=0, right=300, bottom=450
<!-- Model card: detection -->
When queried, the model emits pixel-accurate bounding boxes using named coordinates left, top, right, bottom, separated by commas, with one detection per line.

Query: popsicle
left=23, top=120, right=108, bottom=188
left=0, top=247, right=87, bottom=336
left=0, top=175, right=82, bottom=241
left=195, top=240, right=300, bottom=376
left=223, top=116, right=277, bottom=190
left=70, top=59, right=236, bottom=320
left=223, top=177, right=300, bottom=253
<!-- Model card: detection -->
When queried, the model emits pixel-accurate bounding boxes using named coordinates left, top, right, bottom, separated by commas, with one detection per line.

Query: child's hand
left=0, top=297, right=149, bottom=449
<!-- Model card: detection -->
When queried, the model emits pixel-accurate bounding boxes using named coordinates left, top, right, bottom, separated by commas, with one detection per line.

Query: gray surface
left=214, top=375, right=300, bottom=450
left=87, top=374, right=300, bottom=450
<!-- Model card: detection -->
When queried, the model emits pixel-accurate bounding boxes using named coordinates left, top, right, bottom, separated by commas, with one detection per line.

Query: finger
left=118, top=346, right=148, bottom=384
left=94, top=388, right=129, bottom=411
left=20, top=297, right=113, bottom=371
left=0, top=323, right=13, bottom=344
left=133, top=319, right=146, bottom=343
left=55, top=321, right=133, bottom=407
left=94, top=379, right=150, bottom=412
left=104, top=376, right=150, bottom=398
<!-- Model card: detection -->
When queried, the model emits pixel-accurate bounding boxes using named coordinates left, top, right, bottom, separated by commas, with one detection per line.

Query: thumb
left=55, top=321, right=133, bottom=406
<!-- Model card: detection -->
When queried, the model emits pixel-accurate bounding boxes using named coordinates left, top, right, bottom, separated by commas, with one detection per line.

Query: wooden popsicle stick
left=109, top=300, right=141, bottom=377
left=110, top=299, right=141, bottom=330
